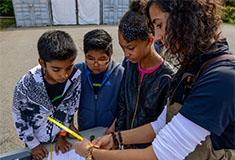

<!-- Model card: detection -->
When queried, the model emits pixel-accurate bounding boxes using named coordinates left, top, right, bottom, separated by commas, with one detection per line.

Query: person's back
left=12, top=30, right=81, bottom=159
left=76, top=29, right=124, bottom=132
left=115, top=0, right=174, bottom=148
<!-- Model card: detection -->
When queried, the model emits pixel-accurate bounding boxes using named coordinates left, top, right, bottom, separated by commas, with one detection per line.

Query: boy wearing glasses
left=76, top=29, right=124, bottom=134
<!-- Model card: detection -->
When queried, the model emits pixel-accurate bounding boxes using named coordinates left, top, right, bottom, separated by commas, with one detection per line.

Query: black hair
left=83, top=29, right=113, bottom=57
left=118, top=0, right=151, bottom=42
left=146, top=0, right=222, bottom=66
left=37, top=30, right=77, bottom=62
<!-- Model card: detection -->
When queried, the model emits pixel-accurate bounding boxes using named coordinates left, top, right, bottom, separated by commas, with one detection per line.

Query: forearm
left=12, top=104, right=40, bottom=148
left=121, top=123, right=155, bottom=145
left=93, top=146, right=157, bottom=160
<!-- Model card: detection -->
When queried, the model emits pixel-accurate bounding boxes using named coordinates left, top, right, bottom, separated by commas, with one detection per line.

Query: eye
left=52, top=69, right=60, bottom=72
left=98, top=58, right=108, bottom=61
left=66, top=66, right=73, bottom=71
left=127, top=47, right=135, bottom=50
left=86, top=56, right=95, bottom=60
left=155, top=23, right=162, bottom=29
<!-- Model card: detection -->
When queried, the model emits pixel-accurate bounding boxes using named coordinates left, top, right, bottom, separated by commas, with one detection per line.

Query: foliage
left=222, top=6, right=235, bottom=24
left=224, top=0, right=235, bottom=6
left=0, top=0, right=14, bottom=16
left=0, top=18, right=15, bottom=30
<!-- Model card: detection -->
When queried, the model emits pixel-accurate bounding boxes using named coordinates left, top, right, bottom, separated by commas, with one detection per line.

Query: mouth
left=58, top=79, right=67, bottom=83
left=127, top=58, right=137, bottom=63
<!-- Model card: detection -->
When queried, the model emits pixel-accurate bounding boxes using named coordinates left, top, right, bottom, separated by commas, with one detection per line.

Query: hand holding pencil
left=47, top=116, right=99, bottom=159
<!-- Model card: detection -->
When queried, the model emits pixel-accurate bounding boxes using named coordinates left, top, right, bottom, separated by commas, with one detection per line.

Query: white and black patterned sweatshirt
left=12, top=65, right=81, bottom=149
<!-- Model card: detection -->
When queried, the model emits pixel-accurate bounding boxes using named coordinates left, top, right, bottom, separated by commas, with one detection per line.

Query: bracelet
left=85, top=146, right=94, bottom=160
left=111, top=132, right=119, bottom=149
left=117, top=131, right=124, bottom=150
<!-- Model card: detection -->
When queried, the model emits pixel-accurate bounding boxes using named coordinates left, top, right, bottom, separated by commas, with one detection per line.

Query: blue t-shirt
left=180, top=58, right=235, bottom=149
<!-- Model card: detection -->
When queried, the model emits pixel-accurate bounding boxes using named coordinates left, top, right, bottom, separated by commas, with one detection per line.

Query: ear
left=38, top=58, right=46, bottom=68
left=148, top=34, right=155, bottom=45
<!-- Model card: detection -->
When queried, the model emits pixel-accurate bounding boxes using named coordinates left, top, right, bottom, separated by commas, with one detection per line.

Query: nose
left=93, top=61, right=99, bottom=67
left=155, top=33, right=163, bottom=43
left=61, top=71, right=69, bottom=79
left=124, top=50, right=130, bottom=58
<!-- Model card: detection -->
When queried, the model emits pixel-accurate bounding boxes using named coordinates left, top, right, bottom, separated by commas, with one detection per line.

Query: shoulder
left=161, top=60, right=176, bottom=75
left=17, top=65, right=42, bottom=85
left=197, top=57, right=235, bottom=90
left=14, top=66, right=42, bottom=93
left=180, top=58, right=235, bottom=135
left=75, top=62, right=86, bottom=71
left=111, top=60, right=124, bottom=73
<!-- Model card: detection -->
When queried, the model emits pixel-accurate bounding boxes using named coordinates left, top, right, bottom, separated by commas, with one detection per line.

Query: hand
left=105, top=119, right=116, bottom=135
left=105, top=126, right=115, bottom=135
left=31, top=144, right=48, bottom=160
left=55, top=136, right=72, bottom=154
left=74, top=138, right=93, bottom=157
left=92, top=134, right=113, bottom=150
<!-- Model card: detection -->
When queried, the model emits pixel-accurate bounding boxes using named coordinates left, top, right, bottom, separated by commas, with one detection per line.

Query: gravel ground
left=0, top=24, right=234, bottom=154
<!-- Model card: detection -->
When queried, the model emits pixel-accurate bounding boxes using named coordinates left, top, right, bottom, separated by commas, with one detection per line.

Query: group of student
left=12, top=0, right=235, bottom=160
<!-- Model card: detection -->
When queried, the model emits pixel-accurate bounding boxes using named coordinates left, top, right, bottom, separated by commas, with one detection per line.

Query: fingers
left=32, top=144, right=47, bottom=160
left=33, top=152, right=43, bottom=160
left=55, top=144, right=59, bottom=154
left=61, top=143, right=72, bottom=153
left=74, top=139, right=93, bottom=157
left=92, top=137, right=102, bottom=146
left=56, top=139, right=72, bottom=154
left=42, top=146, right=48, bottom=157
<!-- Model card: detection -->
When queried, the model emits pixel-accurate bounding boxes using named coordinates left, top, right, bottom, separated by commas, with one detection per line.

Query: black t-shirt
left=44, top=68, right=77, bottom=107
left=180, top=58, right=235, bottom=149
left=44, top=80, right=66, bottom=107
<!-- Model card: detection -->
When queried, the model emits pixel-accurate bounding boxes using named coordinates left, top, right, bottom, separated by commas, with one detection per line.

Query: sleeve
left=152, top=113, right=210, bottom=160
left=179, top=66, right=235, bottom=135
left=151, top=106, right=167, bottom=134
left=12, top=83, right=40, bottom=149
left=115, top=77, right=127, bottom=131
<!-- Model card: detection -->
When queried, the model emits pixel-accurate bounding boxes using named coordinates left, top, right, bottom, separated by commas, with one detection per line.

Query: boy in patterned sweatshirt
left=12, top=30, right=81, bottom=160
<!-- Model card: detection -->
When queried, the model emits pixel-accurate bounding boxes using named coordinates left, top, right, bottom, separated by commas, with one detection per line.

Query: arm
left=12, top=84, right=40, bottom=149
left=92, top=146, right=157, bottom=160
left=93, top=109, right=167, bottom=149
left=75, top=112, right=210, bottom=160
left=92, top=123, right=155, bottom=150
left=74, top=139, right=157, bottom=160
left=121, top=123, right=155, bottom=145
left=115, top=78, right=127, bottom=131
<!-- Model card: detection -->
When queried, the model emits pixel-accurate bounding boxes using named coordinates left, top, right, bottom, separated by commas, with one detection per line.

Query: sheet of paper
left=47, top=149, right=85, bottom=160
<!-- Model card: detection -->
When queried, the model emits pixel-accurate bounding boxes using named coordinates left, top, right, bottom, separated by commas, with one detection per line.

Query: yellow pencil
left=47, top=116, right=83, bottom=141
left=50, top=143, right=53, bottom=160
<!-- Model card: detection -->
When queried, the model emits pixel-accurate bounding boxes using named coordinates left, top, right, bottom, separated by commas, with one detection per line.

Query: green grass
left=0, top=18, right=16, bottom=30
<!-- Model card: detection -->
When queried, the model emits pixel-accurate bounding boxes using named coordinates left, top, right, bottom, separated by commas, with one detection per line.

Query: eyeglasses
left=85, top=57, right=110, bottom=66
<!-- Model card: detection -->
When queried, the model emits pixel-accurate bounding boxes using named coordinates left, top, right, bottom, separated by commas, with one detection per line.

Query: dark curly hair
left=119, top=0, right=152, bottom=42
left=83, top=29, right=113, bottom=57
left=146, top=0, right=222, bottom=66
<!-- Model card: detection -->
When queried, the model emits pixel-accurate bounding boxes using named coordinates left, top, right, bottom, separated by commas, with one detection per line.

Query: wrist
left=86, top=146, right=95, bottom=160
left=110, top=132, right=124, bottom=150
left=57, top=131, right=67, bottom=139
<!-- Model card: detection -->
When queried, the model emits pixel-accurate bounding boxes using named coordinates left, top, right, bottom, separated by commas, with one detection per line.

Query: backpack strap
left=194, top=54, right=235, bottom=81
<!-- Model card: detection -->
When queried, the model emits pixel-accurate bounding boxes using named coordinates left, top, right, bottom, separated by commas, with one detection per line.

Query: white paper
left=47, top=149, right=85, bottom=160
